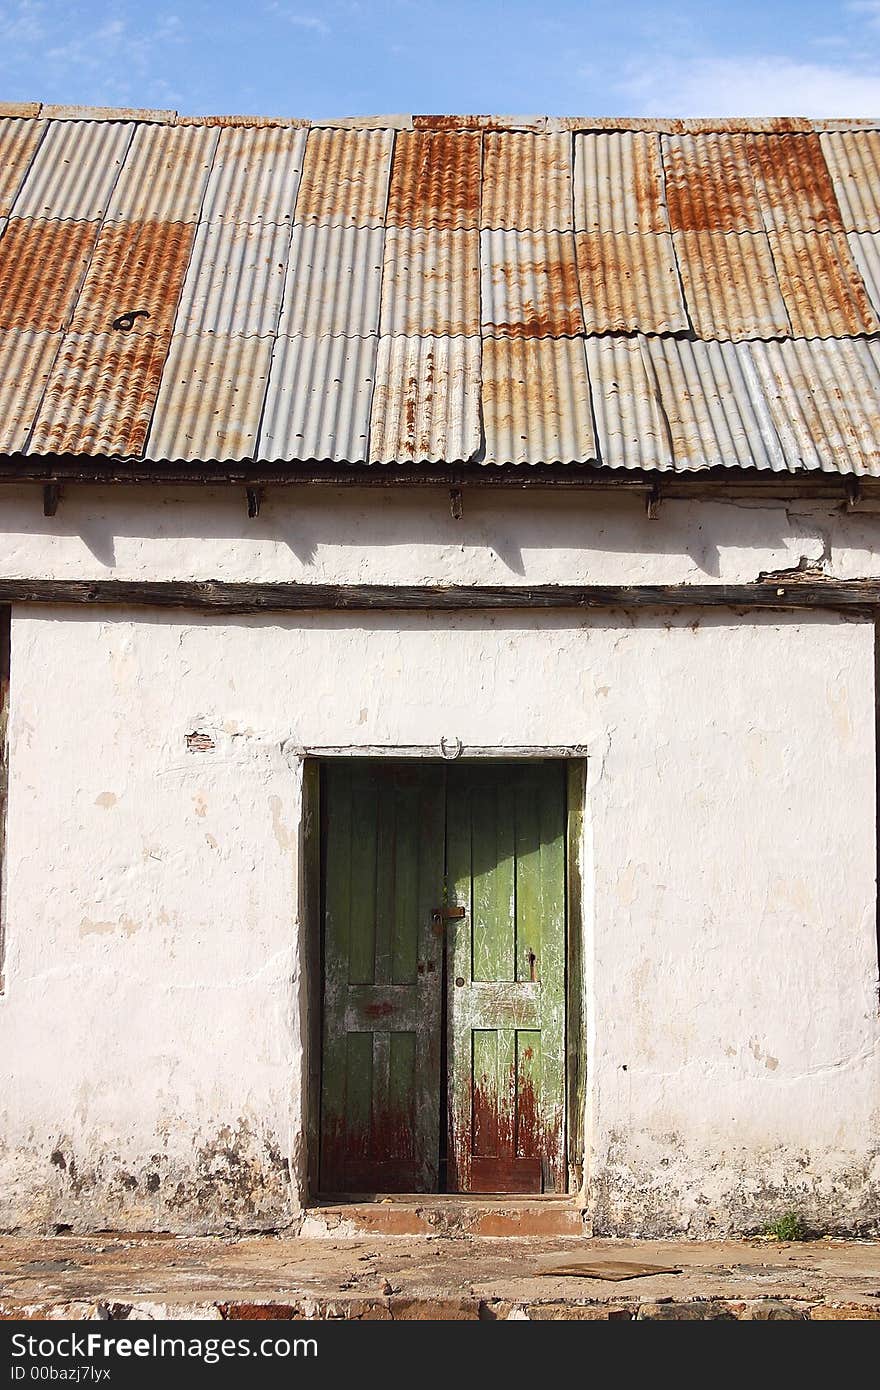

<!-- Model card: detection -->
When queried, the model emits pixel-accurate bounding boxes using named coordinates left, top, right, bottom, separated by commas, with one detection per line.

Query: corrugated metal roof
left=583, top=335, right=668, bottom=470
left=748, top=133, right=844, bottom=233
left=29, top=331, right=171, bottom=457
left=819, top=131, right=880, bottom=232
left=847, top=231, right=880, bottom=316
left=387, top=131, right=481, bottom=229
left=200, top=126, right=308, bottom=223
left=768, top=230, right=880, bottom=338
left=104, top=124, right=219, bottom=223
left=11, top=120, right=133, bottom=220
left=0, top=329, right=62, bottom=454
left=175, top=220, right=290, bottom=338
left=370, top=335, right=481, bottom=463
left=382, top=226, right=479, bottom=336
left=480, top=229, right=583, bottom=338
left=260, top=334, right=378, bottom=463
left=481, top=133, right=572, bottom=230
left=0, top=219, right=98, bottom=331
left=0, top=118, right=45, bottom=217
left=145, top=334, right=274, bottom=462
left=295, top=128, right=393, bottom=227
left=661, top=133, right=763, bottom=233
left=575, top=231, right=688, bottom=334
left=69, top=221, right=196, bottom=336
left=481, top=336, right=596, bottom=465
left=278, top=223, right=383, bottom=339
left=573, top=133, right=668, bottom=232
left=672, top=230, right=791, bottom=340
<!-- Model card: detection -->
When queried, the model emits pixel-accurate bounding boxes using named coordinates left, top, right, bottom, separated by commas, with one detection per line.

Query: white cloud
left=848, top=1, right=880, bottom=27
left=617, top=54, right=880, bottom=118
left=266, top=4, right=331, bottom=34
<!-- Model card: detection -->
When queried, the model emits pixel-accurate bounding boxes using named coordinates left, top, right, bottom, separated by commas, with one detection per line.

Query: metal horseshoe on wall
left=439, top=736, right=463, bottom=760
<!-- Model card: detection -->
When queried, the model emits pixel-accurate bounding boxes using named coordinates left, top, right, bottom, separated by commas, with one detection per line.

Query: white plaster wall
left=0, top=605, right=876, bottom=1235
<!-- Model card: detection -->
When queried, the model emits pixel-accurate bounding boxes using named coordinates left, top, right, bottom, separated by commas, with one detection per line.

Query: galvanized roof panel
left=584, top=335, right=669, bottom=470
left=746, top=337, right=880, bottom=475
left=11, top=120, right=134, bottom=220
left=661, top=133, right=763, bottom=233
left=174, top=220, right=290, bottom=338
left=818, top=132, right=880, bottom=232
left=370, top=335, right=481, bottom=463
left=847, top=231, right=880, bottom=316
left=481, top=335, right=596, bottom=465
left=295, top=128, right=393, bottom=227
left=69, top=221, right=196, bottom=337
left=481, top=132, right=572, bottom=230
left=480, top=229, right=584, bottom=337
left=0, top=118, right=45, bottom=217
left=768, top=230, right=880, bottom=338
left=386, top=131, right=481, bottom=229
left=260, top=334, right=378, bottom=463
left=575, top=231, right=688, bottom=334
left=0, top=329, right=62, bottom=454
left=29, top=330, right=171, bottom=457
left=672, top=230, right=791, bottom=340
left=747, top=133, right=844, bottom=233
left=200, top=125, right=308, bottom=223
left=573, top=133, right=668, bottom=233
left=104, top=124, right=219, bottom=223
left=145, top=333, right=274, bottom=462
left=0, top=219, right=99, bottom=331
left=381, top=226, right=479, bottom=337
left=279, top=223, right=384, bottom=339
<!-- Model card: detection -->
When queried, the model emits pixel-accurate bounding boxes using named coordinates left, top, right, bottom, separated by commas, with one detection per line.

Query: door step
left=300, top=1197, right=585, bottom=1238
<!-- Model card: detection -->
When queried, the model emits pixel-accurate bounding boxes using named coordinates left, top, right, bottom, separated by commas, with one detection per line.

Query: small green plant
left=764, top=1211, right=808, bottom=1241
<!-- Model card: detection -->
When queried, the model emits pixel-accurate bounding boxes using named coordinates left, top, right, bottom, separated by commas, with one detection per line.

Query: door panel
left=446, top=763, right=566, bottom=1193
left=320, top=762, right=445, bottom=1193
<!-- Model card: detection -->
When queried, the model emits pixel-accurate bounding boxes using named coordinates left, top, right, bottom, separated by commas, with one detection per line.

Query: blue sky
left=0, top=0, right=879, bottom=118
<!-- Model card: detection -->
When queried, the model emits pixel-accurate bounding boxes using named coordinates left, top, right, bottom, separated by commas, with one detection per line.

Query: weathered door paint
left=446, top=763, right=567, bottom=1194
left=319, top=762, right=445, bottom=1192
left=319, top=760, right=566, bottom=1194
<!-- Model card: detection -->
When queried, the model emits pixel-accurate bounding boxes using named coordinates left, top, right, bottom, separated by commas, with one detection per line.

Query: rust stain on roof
left=481, top=336, right=596, bottom=464
left=481, top=132, right=572, bottom=231
left=480, top=229, right=584, bottom=338
left=662, top=133, right=763, bottom=233
left=819, top=131, right=880, bottom=232
left=105, top=124, right=219, bottom=223
left=575, top=231, right=688, bottom=334
left=0, top=118, right=45, bottom=217
left=69, top=221, right=197, bottom=337
left=768, top=230, right=880, bottom=338
left=369, top=335, right=481, bottom=463
left=29, top=331, right=171, bottom=456
left=574, top=133, right=668, bottom=233
left=387, top=131, right=482, bottom=229
left=747, top=133, right=844, bottom=233
left=295, top=128, right=393, bottom=227
left=381, top=226, right=480, bottom=336
left=0, top=219, right=99, bottom=331
left=672, top=230, right=791, bottom=341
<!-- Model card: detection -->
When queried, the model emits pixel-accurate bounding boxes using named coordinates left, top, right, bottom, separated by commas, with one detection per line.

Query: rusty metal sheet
left=480, top=229, right=583, bottom=338
left=768, top=230, right=880, bottom=338
left=370, top=335, right=481, bottom=463
left=69, top=221, right=196, bottom=337
left=0, top=118, right=46, bottom=217
left=295, top=128, right=393, bottom=227
left=819, top=132, right=880, bottom=232
left=146, top=334, right=274, bottom=462
left=661, top=133, right=762, bottom=233
left=575, top=231, right=687, bottom=334
left=746, top=337, right=880, bottom=475
left=279, top=223, right=384, bottom=339
left=386, top=131, right=481, bottom=229
left=573, top=133, right=668, bottom=233
left=747, top=133, right=843, bottom=233
left=847, top=232, right=880, bottom=317
left=200, top=126, right=308, bottom=223
left=0, top=103, right=42, bottom=119
left=175, top=114, right=310, bottom=128
left=259, top=334, right=378, bottom=463
left=382, top=226, right=479, bottom=336
left=414, top=115, right=548, bottom=131
left=104, top=124, right=219, bottom=223
left=0, top=219, right=99, bottom=331
left=0, top=330, right=63, bottom=453
left=29, top=331, right=171, bottom=457
left=481, top=133, right=572, bottom=230
left=174, top=220, right=290, bottom=338
left=481, top=336, right=595, bottom=465
left=11, top=120, right=134, bottom=221
left=672, top=230, right=791, bottom=340
left=584, top=336, right=669, bottom=469
left=40, top=105, right=175, bottom=123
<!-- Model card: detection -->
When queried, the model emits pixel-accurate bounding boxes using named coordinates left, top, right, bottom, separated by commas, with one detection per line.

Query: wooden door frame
left=301, top=751, right=588, bottom=1201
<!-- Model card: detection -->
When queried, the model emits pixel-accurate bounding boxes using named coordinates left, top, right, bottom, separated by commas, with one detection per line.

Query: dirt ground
left=0, top=1232, right=878, bottom=1319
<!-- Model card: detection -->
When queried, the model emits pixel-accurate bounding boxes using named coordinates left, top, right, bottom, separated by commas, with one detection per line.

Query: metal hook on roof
left=439, top=736, right=463, bottom=761
left=111, top=309, right=151, bottom=332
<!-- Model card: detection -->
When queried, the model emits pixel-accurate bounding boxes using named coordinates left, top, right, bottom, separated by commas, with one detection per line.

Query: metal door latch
left=431, top=905, right=466, bottom=934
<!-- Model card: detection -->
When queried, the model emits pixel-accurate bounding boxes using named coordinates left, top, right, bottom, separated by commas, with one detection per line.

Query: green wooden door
left=446, top=763, right=567, bottom=1193
left=319, top=762, right=445, bottom=1193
